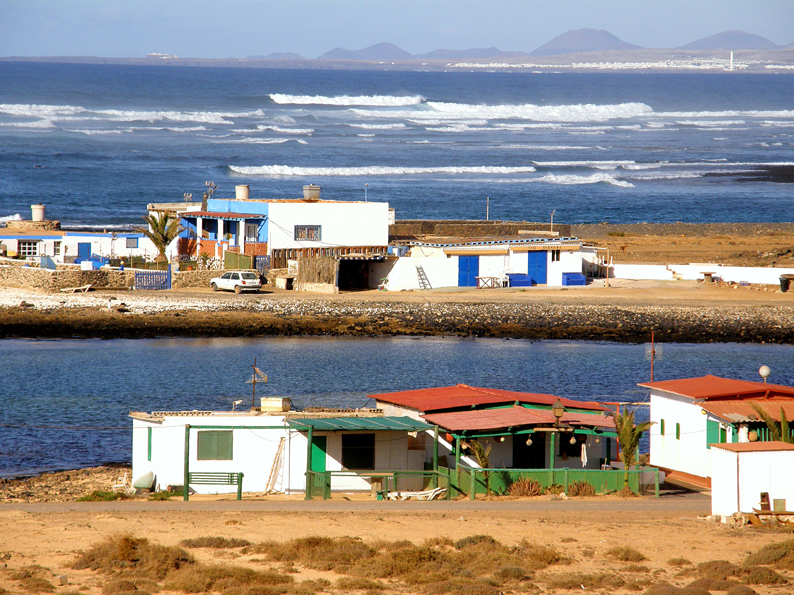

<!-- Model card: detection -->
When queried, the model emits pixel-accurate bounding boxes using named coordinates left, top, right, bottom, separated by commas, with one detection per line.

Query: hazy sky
left=1, top=0, right=790, bottom=59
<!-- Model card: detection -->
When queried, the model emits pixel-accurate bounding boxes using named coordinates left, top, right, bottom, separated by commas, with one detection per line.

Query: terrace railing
left=462, top=467, right=660, bottom=500
left=134, top=268, right=171, bottom=290
left=305, top=469, right=453, bottom=501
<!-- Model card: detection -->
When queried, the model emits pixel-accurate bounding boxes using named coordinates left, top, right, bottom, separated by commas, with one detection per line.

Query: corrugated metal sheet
left=700, top=399, right=794, bottom=422
left=421, top=406, right=615, bottom=432
left=711, top=441, right=794, bottom=452
left=639, top=375, right=794, bottom=401
left=286, top=416, right=432, bottom=431
left=412, top=237, right=581, bottom=248
left=443, top=249, right=509, bottom=256
left=371, top=384, right=606, bottom=414
left=184, top=211, right=263, bottom=220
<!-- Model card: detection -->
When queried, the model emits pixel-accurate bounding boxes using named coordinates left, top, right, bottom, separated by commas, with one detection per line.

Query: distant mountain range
left=240, top=29, right=790, bottom=62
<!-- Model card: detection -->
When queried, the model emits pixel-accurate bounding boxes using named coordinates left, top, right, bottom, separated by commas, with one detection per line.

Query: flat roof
left=711, top=441, right=794, bottom=453
left=372, top=384, right=606, bottom=414
left=286, top=416, right=431, bottom=431
left=638, top=375, right=794, bottom=401
left=181, top=211, right=264, bottom=220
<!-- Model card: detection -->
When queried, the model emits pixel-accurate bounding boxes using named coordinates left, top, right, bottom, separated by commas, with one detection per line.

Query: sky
left=0, top=0, right=791, bottom=59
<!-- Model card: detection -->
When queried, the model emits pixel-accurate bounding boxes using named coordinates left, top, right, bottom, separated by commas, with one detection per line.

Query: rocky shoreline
left=1, top=288, right=793, bottom=343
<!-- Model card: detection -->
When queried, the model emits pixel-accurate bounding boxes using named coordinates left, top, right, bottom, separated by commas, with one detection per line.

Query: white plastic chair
left=112, top=472, right=135, bottom=494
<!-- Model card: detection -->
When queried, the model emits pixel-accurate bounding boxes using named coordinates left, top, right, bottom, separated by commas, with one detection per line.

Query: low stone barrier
left=172, top=270, right=217, bottom=289
left=0, top=265, right=134, bottom=292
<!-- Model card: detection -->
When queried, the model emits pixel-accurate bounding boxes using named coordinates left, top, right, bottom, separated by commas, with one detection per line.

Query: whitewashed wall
left=611, top=264, right=675, bottom=280
left=267, top=202, right=388, bottom=250
left=371, top=255, right=459, bottom=291
left=611, top=263, right=794, bottom=285
left=548, top=250, right=585, bottom=286
left=711, top=448, right=794, bottom=516
left=650, top=392, right=734, bottom=479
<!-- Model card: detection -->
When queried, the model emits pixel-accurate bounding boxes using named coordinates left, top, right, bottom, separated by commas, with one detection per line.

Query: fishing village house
left=130, top=383, right=622, bottom=499
left=642, top=375, right=794, bottom=490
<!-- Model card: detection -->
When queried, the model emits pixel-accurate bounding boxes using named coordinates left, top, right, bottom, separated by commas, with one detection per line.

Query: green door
left=311, top=436, right=327, bottom=473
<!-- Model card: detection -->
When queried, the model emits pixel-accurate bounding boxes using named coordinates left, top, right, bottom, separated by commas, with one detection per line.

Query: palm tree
left=139, top=212, right=182, bottom=264
left=751, top=403, right=793, bottom=443
left=464, top=439, right=493, bottom=496
left=614, top=407, right=654, bottom=490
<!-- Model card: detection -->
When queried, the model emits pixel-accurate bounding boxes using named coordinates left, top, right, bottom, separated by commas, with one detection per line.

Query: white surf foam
left=532, top=160, right=636, bottom=168
left=67, top=128, right=133, bottom=135
left=349, top=123, right=407, bottom=130
left=0, top=213, right=23, bottom=222
left=502, top=145, right=590, bottom=150
left=0, top=119, right=56, bottom=129
left=228, top=165, right=538, bottom=176
left=531, top=173, right=634, bottom=188
left=257, top=125, right=314, bottom=134
left=270, top=94, right=425, bottom=106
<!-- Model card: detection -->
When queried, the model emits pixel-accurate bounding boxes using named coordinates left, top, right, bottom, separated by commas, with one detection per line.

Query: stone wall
left=5, top=220, right=61, bottom=231
left=0, top=266, right=134, bottom=292
left=172, top=270, right=217, bottom=289
left=390, top=220, right=571, bottom=238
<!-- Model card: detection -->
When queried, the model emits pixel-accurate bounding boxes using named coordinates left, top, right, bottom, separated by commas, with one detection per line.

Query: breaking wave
left=0, top=213, right=23, bottom=222
left=531, top=173, right=634, bottom=188
left=269, top=94, right=425, bottom=106
left=228, top=165, right=538, bottom=176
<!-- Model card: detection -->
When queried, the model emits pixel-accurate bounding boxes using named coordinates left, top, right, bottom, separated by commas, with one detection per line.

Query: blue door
left=527, top=251, right=547, bottom=285
left=77, top=243, right=91, bottom=260
left=458, top=255, right=479, bottom=287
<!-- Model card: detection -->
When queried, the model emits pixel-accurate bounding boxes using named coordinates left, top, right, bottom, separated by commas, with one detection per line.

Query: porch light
left=552, top=399, right=565, bottom=425
left=570, top=436, right=577, bottom=445
left=525, top=437, right=533, bottom=446
left=495, top=436, right=505, bottom=443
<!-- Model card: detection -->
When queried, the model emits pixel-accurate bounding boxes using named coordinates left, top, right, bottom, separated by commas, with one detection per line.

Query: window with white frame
left=53, top=241, right=62, bottom=256
left=126, top=237, right=139, bottom=249
left=18, top=240, right=39, bottom=257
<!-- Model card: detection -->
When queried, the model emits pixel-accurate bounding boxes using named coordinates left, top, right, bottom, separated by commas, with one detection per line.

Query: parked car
left=210, top=271, right=262, bottom=294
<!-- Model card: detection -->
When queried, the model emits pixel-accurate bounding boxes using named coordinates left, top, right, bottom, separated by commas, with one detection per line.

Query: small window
left=230, top=273, right=239, bottom=280
left=660, top=419, right=665, bottom=436
left=126, top=237, right=139, bottom=249
left=551, top=249, right=561, bottom=262
left=53, top=241, right=62, bottom=256
left=221, top=272, right=232, bottom=280
left=18, top=240, right=39, bottom=256
left=342, top=433, right=375, bottom=470
left=197, top=430, right=233, bottom=460
left=294, top=225, right=322, bottom=241
left=676, top=423, right=681, bottom=440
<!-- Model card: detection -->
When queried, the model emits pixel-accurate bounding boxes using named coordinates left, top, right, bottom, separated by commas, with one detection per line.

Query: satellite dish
left=759, top=365, right=771, bottom=382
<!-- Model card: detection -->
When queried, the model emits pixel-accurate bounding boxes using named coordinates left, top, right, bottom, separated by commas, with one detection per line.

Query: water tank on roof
left=31, top=204, right=45, bottom=221
left=303, top=184, right=321, bottom=201
left=235, top=185, right=250, bottom=201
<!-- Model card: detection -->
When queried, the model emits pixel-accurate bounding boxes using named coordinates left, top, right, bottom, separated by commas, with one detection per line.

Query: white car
left=210, top=271, right=262, bottom=294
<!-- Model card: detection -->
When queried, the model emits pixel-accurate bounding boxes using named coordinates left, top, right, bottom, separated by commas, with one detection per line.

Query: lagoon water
left=1, top=62, right=793, bottom=227
left=1, top=336, right=793, bottom=477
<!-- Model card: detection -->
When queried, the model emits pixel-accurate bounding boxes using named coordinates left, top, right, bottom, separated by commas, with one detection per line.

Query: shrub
left=163, top=564, right=292, bottom=593
left=179, top=537, right=251, bottom=549
left=545, top=483, right=565, bottom=495
left=545, top=572, right=624, bottom=590
left=668, top=557, right=692, bottom=567
left=607, top=546, right=647, bottom=562
left=741, top=565, right=787, bottom=585
left=77, top=491, right=129, bottom=502
left=251, top=536, right=373, bottom=572
left=423, top=579, right=502, bottom=595
left=567, top=481, right=596, bottom=497
left=744, top=539, right=794, bottom=570
left=148, top=491, right=173, bottom=501
left=494, top=566, right=529, bottom=581
left=607, top=231, right=626, bottom=237
left=18, top=577, right=54, bottom=593
left=334, top=577, right=385, bottom=591
left=726, top=586, right=759, bottom=595
left=697, top=560, right=741, bottom=580
left=71, top=534, right=194, bottom=579
left=514, top=540, right=568, bottom=569
left=454, top=536, right=498, bottom=550
left=508, top=478, right=542, bottom=497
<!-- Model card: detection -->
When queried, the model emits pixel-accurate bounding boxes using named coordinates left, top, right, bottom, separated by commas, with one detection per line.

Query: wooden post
left=454, top=437, right=462, bottom=496
left=183, top=424, right=191, bottom=501
left=305, top=426, right=314, bottom=501
left=432, top=425, right=439, bottom=489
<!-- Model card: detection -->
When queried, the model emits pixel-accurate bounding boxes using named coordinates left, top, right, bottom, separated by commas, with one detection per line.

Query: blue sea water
left=1, top=62, right=793, bottom=228
left=1, top=336, right=793, bottom=477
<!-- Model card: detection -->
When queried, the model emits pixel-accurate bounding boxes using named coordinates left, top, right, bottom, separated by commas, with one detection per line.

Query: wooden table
left=476, top=276, right=500, bottom=289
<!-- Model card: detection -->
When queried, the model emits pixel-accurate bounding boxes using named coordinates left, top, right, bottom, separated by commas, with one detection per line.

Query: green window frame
left=197, top=430, right=233, bottom=460
left=706, top=420, right=720, bottom=449
left=676, top=423, right=681, bottom=440
left=147, top=427, right=152, bottom=461
left=660, top=419, right=665, bottom=436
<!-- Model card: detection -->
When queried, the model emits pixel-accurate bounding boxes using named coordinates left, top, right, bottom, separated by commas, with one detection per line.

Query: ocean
left=1, top=62, right=792, bottom=229
left=1, top=337, right=793, bottom=477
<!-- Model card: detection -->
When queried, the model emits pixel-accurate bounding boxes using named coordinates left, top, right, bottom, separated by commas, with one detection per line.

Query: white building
left=0, top=228, right=156, bottom=264
left=710, top=442, right=794, bottom=516
left=373, top=237, right=590, bottom=291
left=641, top=375, right=794, bottom=487
left=130, top=402, right=432, bottom=497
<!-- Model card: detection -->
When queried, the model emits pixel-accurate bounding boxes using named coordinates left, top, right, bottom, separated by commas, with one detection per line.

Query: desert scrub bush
left=422, top=578, right=502, bottom=595
left=163, top=564, right=292, bottom=593
left=606, top=546, right=647, bottom=562
left=619, top=485, right=639, bottom=497
left=71, top=534, right=194, bottom=579
left=17, top=577, right=54, bottom=593
left=352, top=542, right=456, bottom=584
left=494, top=566, right=530, bottom=581
left=741, top=565, right=787, bottom=585
left=252, top=536, right=373, bottom=572
left=607, top=231, right=626, bottom=237
left=101, top=578, right=158, bottom=594
left=545, top=483, right=565, bottom=495
left=423, top=536, right=454, bottom=548
left=148, top=490, right=173, bottom=501
left=508, top=478, right=542, bottom=497
left=744, top=539, right=794, bottom=570
left=687, top=578, right=735, bottom=591
left=334, top=577, right=385, bottom=591
left=180, top=537, right=251, bottom=549
left=668, top=557, right=692, bottom=567
left=697, top=560, right=742, bottom=580
left=454, top=535, right=498, bottom=550
left=513, top=540, right=568, bottom=569
left=567, top=480, right=596, bottom=497
left=76, top=491, right=129, bottom=502
left=726, top=586, right=759, bottom=595
left=545, top=572, right=625, bottom=590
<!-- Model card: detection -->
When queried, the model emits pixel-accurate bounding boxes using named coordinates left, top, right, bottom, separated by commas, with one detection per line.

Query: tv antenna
left=245, top=357, right=268, bottom=409
left=183, top=192, right=192, bottom=205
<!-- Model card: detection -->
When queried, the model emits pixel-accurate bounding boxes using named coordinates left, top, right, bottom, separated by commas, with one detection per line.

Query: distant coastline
left=2, top=49, right=794, bottom=73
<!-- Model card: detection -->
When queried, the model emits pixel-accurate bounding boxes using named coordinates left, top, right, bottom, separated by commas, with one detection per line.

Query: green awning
left=287, top=417, right=432, bottom=432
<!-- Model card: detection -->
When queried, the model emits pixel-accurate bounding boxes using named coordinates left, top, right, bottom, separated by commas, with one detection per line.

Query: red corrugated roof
left=371, top=384, right=606, bottom=414
left=421, top=406, right=615, bottom=432
left=700, top=399, right=794, bottom=423
left=638, top=375, right=794, bottom=401
left=711, top=441, right=794, bottom=452
left=183, top=211, right=263, bottom=219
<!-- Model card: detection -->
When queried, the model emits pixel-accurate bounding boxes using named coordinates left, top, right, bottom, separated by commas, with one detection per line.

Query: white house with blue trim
left=374, top=237, right=589, bottom=291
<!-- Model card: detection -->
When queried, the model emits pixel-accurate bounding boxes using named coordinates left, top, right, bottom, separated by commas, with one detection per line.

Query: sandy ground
left=1, top=467, right=793, bottom=594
